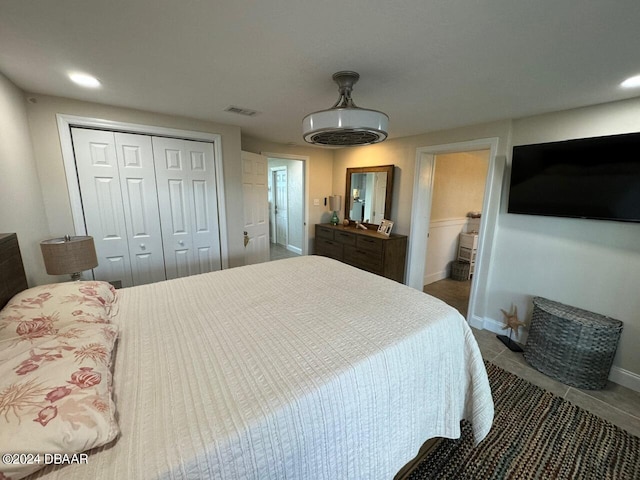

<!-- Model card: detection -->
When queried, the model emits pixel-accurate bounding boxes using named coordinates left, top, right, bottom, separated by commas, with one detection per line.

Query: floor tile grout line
left=572, top=387, right=640, bottom=422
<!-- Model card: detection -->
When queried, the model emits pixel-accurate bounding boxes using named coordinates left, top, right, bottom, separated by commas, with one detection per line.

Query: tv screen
left=508, top=132, right=640, bottom=223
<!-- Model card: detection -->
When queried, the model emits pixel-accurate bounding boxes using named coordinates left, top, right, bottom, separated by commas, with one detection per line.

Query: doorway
left=270, top=167, right=288, bottom=247
left=266, top=155, right=306, bottom=261
left=406, top=138, right=503, bottom=327
left=422, top=150, right=490, bottom=316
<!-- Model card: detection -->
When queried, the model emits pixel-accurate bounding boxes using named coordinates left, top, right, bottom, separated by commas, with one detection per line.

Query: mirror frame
left=345, top=164, right=394, bottom=227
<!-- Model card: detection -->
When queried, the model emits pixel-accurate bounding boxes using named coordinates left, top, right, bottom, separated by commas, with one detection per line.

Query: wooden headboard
left=0, top=233, right=28, bottom=309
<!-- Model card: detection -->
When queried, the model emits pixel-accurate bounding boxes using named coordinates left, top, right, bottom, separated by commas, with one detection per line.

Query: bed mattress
left=33, top=256, right=493, bottom=479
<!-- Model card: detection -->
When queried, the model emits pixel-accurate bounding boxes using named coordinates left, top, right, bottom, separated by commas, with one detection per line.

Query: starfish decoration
left=500, top=305, right=526, bottom=336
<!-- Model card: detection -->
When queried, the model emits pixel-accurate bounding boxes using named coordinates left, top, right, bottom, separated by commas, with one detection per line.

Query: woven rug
left=408, top=362, right=640, bottom=480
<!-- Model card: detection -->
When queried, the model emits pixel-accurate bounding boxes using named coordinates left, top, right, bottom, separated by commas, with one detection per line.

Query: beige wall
left=24, top=93, right=245, bottom=270
left=241, top=137, right=335, bottom=253
left=431, top=150, right=489, bottom=221
left=0, top=73, right=50, bottom=286
left=332, top=121, right=511, bottom=236
left=6, top=76, right=639, bottom=382
left=490, top=97, right=640, bottom=379
left=332, top=106, right=640, bottom=380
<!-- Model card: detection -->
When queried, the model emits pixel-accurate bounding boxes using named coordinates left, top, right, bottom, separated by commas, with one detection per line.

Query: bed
left=0, top=233, right=493, bottom=479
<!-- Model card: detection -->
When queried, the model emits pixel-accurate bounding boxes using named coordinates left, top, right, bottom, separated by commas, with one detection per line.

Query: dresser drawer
left=334, top=230, right=356, bottom=246
left=355, top=235, right=383, bottom=255
left=344, top=245, right=384, bottom=275
left=315, top=238, right=343, bottom=261
left=314, top=224, right=407, bottom=283
left=316, top=226, right=335, bottom=240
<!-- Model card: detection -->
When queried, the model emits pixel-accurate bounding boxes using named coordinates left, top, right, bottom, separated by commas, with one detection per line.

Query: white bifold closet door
left=151, top=137, right=222, bottom=280
left=71, top=128, right=221, bottom=287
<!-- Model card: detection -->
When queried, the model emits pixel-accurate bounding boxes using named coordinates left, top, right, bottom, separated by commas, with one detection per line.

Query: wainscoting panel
left=424, top=217, right=468, bottom=286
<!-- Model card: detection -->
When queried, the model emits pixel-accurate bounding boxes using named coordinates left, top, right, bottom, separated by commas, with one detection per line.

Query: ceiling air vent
left=224, top=106, right=260, bottom=116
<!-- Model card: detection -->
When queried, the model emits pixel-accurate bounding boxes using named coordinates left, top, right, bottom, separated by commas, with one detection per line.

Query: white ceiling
left=1, top=1, right=639, bottom=146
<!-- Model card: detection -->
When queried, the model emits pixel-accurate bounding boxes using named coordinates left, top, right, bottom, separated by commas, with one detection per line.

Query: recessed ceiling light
left=620, top=74, right=640, bottom=89
left=69, top=73, right=101, bottom=88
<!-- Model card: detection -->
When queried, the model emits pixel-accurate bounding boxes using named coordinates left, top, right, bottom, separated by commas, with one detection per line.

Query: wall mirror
left=345, top=165, right=394, bottom=226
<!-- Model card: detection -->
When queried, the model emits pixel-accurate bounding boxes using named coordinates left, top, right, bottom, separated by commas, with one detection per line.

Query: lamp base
left=70, top=272, right=83, bottom=282
left=330, top=211, right=339, bottom=225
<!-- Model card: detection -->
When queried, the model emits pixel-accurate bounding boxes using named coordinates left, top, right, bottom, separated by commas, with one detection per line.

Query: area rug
left=408, top=362, right=640, bottom=479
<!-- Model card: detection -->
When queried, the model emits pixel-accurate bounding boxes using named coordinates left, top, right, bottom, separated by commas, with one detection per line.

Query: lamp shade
left=329, top=195, right=342, bottom=211
left=40, top=236, right=98, bottom=276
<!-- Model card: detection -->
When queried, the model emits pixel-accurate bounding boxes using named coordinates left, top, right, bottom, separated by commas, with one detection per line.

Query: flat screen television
left=508, top=132, right=640, bottom=223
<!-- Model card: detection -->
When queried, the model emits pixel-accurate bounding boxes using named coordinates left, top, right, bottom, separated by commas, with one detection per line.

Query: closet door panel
left=185, top=140, right=222, bottom=274
left=152, top=137, right=196, bottom=279
left=114, top=133, right=166, bottom=285
left=168, top=179, right=189, bottom=234
left=153, top=137, right=221, bottom=278
left=174, top=249, right=192, bottom=278
left=71, top=128, right=133, bottom=287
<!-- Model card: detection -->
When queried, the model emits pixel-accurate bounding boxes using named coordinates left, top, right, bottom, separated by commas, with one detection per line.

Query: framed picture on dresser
left=378, top=219, right=394, bottom=236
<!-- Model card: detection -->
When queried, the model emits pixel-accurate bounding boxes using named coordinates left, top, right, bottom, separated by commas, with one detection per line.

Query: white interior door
left=153, top=137, right=222, bottom=279
left=242, top=151, right=269, bottom=265
left=274, top=167, right=288, bottom=246
left=71, top=128, right=134, bottom=287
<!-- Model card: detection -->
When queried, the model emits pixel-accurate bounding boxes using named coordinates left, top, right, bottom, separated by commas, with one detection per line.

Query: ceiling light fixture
left=621, top=74, right=640, bottom=89
left=69, top=73, right=101, bottom=88
left=302, top=71, right=388, bottom=147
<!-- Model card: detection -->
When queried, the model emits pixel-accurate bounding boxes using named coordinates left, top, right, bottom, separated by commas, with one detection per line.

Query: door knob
left=178, top=240, right=184, bottom=246
left=140, top=243, right=146, bottom=250
left=243, top=231, right=250, bottom=247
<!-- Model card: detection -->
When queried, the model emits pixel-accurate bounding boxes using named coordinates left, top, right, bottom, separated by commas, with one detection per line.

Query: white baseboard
left=286, top=244, right=302, bottom=255
left=472, top=316, right=640, bottom=393
left=608, top=366, right=640, bottom=393
left=424, top=270, right=448, bottom=286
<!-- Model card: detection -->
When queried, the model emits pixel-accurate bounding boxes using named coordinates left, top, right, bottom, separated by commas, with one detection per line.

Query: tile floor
left=269, top=243, right=300, bottom=261
left=424, top=277, right=640, bottom=438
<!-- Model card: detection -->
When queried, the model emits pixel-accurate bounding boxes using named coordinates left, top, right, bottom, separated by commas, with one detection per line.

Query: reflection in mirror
left=345, top=165, right=394, bottom=226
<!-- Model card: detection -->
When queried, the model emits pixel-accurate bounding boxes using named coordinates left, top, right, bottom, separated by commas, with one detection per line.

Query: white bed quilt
left=34, top=256, right=493, bottom=479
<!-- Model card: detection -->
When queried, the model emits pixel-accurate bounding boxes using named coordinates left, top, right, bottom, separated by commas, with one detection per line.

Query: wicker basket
left=523, top=297, right=623, bottom=390
left=450, top=261, right=470, bottom=281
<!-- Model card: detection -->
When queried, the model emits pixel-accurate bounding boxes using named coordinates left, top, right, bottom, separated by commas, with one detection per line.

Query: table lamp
left=329, top=195, right=342, bottom=225
left=40, top=235, right=98, bottom=281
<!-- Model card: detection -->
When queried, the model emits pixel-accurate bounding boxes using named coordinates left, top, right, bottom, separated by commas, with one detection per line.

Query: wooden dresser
left=314, top=224, right=407, bottom=283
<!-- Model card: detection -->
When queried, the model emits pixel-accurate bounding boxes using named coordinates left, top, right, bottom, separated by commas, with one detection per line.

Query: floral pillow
left=0, top=322, right=119, bottom=480
left=0, top=281, right=118, bottom=342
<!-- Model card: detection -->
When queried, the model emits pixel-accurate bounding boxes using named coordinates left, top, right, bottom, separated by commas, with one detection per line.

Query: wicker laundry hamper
left=524, top=297, right=623, bottom=390
left=450, top=261, right=470, bottom=281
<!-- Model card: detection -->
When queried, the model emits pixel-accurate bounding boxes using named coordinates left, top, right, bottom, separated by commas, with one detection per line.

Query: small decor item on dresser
left=329, top=195, right=342, bottom=225
left=378, top=219, right=394, bottom=236
left=497, top=305, right=526, bottom=352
